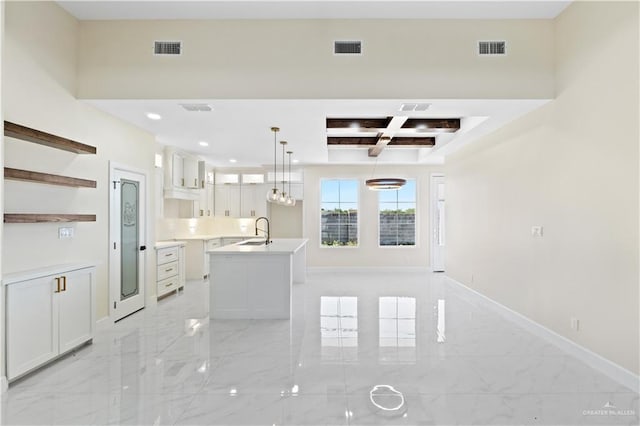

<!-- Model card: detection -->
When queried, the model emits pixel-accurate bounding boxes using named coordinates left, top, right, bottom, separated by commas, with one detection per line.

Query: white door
left=431, top=174, right=446, bottom=272
left=110, top=163, right=147, bottom=321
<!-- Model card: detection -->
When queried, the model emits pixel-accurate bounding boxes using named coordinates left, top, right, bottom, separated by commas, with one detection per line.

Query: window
left=379, top=179, right=416, bottom=246
left=321, top=179, right=358, bottom=246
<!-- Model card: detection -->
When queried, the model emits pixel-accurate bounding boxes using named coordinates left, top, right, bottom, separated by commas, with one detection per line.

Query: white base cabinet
left=155, top=242, right=186, bottom=298
left=4, top=264, right=95, bottom=382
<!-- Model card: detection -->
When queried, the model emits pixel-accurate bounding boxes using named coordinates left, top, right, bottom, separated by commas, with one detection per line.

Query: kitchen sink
left=239, top=240, right=267, bottom=246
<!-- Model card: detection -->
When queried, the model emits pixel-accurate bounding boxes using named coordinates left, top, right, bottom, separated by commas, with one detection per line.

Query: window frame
left=319, top=178, right=360, bottom=248
left=377, top=178, right=418, bottom=248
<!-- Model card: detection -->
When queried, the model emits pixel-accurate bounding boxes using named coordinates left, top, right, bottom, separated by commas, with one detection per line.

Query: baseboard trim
left=307, top=266, right=430, bottom=274
left=95, top=315, right=112, bottom=331
left=445, top=276, right=639, bottom=393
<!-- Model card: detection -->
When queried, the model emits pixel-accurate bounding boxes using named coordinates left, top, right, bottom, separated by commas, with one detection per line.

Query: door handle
left=61, top=276, right=67, bottom=292
left=140, top=245, right=147, bottom=251
left=54, top=277, right=61, bottom=293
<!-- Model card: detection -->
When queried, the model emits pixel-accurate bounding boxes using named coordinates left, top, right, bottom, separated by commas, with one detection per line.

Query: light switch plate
left=58, top=227, right=74, bottom=239
left=531, top=226, right=543, bottom=237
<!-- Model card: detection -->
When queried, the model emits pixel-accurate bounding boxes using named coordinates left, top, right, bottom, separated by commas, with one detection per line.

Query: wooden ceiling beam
left=402, top=118, right=460, bottom=132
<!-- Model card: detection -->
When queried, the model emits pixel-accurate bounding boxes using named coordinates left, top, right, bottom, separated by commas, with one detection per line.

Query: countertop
left=155, top=241, right=186, bottom=249
left=3, top=262, right=97, bottom=286
left=171, top=234, right=253, bottom=241
left=208, top=238, right=308, bottom=255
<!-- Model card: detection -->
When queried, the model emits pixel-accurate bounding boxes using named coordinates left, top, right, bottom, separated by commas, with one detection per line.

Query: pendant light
left=266, top=127, right=281, bottom=203
left=285, top=151, right=296, bottom=206
left=277, top=140, right=288, bottom=204
left=365, top=153, right=406, bottom=190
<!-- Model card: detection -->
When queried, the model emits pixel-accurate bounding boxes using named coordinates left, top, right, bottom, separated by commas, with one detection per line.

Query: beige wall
left=76, top=18, right=554, bottom=100
left=445, top=1, right=639, bottom=374
left=2, top=1, right=157, bottom=320
left=303, top=165, right=440, bottom=268
left=270, top=202, right=303, bottom=238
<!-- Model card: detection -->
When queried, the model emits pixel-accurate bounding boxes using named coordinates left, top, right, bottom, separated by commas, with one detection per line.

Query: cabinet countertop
left=3, top=262, right=97, bottom=286
left=171, top=234, right=254, bottom=241
left=155, top=241, right=187, bottom=249
left=208, top=238, right=308, bottom=255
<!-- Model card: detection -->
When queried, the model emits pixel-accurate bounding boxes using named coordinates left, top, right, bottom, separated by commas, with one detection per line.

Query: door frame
left=109, top=161, right=148, bottom=322
left=430, top=173, right=445, bottom=272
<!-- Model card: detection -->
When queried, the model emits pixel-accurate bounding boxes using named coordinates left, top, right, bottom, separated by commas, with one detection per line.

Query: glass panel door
left=120, top=178, right=139, bottom=300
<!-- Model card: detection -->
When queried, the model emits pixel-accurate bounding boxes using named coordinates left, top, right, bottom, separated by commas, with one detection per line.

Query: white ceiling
left=57, top=1, right=571, bottom=20
left=68, top=1, right=562, bottom=167
left=88, top=99, right=550, bottom=167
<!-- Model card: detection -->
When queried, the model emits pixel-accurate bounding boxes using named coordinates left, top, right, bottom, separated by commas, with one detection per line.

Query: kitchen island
left=208, top=238, right=308, bottom=319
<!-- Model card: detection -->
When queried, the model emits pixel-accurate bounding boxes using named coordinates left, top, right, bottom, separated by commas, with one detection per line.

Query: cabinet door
left=172, top=153, right=184, bottom=187
left=254, top=184, right=268, bottom=218
left=183, top=157, right=200, bottom=189
left=58, top=269, right=94, bottom=354
left=240, top=184, right=255, bottom=217
left=228, top=184, right=241, bottom=217
left=6, top=276, right=59, bottom=380
left=214, top=185, right=228, bottom=216
left=206, top=183, right=215, bottom=217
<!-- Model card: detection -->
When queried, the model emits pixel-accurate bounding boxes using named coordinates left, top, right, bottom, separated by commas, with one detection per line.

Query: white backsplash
left=156, top=217, right=258, bottom=241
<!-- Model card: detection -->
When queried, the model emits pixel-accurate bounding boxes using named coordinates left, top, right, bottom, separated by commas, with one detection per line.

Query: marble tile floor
left=1, top=270, right=638, bottom=425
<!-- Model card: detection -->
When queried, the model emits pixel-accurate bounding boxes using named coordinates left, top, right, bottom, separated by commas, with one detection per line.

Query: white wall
left=303, top=165, right=441, bottom=268
left=2, top=1, right=157, bottom=320
left=270, top=202, right=303, bottom=238
left=76, top=19, right=554, bottom=100
left=445, top=1, right=639, bottom=374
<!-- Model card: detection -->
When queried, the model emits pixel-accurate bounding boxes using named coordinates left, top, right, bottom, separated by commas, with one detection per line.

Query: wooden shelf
left=4, top=168, right=97, bottom=188
left=4, top=121, right=97, bottom=155
left=4, top=214, right=96, bottom=224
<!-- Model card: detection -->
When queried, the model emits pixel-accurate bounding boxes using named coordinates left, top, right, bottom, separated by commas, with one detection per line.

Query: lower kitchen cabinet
left=4, top=264, right=95, bottom=382
left=155, top=242, right=186, bottom=298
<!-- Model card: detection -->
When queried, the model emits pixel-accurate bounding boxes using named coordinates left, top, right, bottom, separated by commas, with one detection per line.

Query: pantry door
left=109, top=162, right=147, bottom=321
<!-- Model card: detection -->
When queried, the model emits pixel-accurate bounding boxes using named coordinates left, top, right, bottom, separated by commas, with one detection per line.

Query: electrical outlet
left=531, top=226, right=543, bottom=237
left=58, top=227, right=74, bottom=239
left=571, top=317, right=580, bottom=331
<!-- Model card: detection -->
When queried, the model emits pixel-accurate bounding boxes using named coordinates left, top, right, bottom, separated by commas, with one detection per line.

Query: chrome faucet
left=255, top=217, right=271, bottom=245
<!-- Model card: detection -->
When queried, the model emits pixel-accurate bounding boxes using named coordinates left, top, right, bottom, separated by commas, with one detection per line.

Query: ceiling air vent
left=154, top=41, right=182, bottom=55
left=478, top=41, right=506, bottom=55
left=180, top=103, right=212, bottom=112
left=334, top=40, right=362, bottom=55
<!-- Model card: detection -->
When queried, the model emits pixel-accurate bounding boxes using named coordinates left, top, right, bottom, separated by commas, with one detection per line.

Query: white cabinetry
left=4, top=264, right=95, bottom=381
left=195, top=164, right=215, bottom=217
left=241, top=184, right=268, bottom=218
left=184, top=237, right=249, bottom=281
left=163, top=147, right=204, bottom=200
left=214, top=184, right=241, bottom=217
left=155, top=242, right=186, bottom=298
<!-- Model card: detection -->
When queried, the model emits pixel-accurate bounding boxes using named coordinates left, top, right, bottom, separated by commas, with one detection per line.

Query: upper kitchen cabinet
left=163, top=147, right=203, bottom=200
left=195, top=163, right=215, bottom=217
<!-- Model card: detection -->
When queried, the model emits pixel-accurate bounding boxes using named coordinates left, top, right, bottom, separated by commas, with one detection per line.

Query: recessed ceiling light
left=292, top=159, right=299, bottom=163
left=229, top=158, right=237, bottom=163
left=199, top=141, right=209, bottom=147
left=146, top=112, right=162, bottom=120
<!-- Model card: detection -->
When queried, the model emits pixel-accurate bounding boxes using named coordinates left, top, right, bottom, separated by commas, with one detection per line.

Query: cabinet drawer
left=157, top=246, right=179, bottom=265
left=157, top=261, right=179, bottom=281
left=157, top=276, right=179, bottom=297
left=206, top=239, right=222, bottom=251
